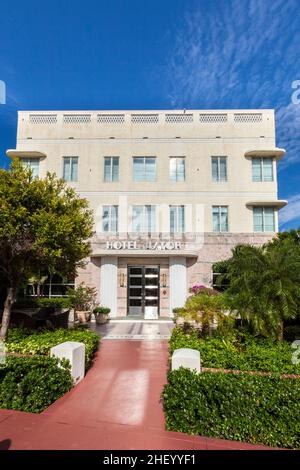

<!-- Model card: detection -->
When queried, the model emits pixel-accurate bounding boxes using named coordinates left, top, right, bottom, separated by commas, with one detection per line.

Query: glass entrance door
left=127, top=265, right=159, bottom=318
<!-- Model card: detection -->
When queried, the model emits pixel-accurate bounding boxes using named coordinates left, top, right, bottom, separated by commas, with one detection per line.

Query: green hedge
left=6, top=327, right=100, bottom=369
left=36, top=297, right=71, bottom=309
left=0, top=355, right=73, bottom=413
left=13, top=297, right=71, bottom=309
left=162, top=368, right=300, bottom=449
left=170, top=326, right=300, bottom=374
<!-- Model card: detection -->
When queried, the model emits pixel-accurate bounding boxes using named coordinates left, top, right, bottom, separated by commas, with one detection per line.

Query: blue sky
left=0, top=0, right=299, bottom=230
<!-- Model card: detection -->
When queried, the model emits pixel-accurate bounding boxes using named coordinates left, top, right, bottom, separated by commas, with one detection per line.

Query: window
left=212, top=157, right=227, bottom=182
left=133, top=157, right=156, bottom=182
left=132, top=205, right=156, bottom=232
left=170, top=157, right=185, bottom=182
left=170, top=206, right=185, bottom=233
left=104, top=157, right=119, bottom=182
left=252, top=158, right=273, bottom=182
left=102, top=205, right=118, bottom=232
left=25, top=273, right=75, bottom=298
left=20, top=158, right=40, bottom=178
left=63, top=157, right=78, bottom=182
left=253, top=207, right=275, bottom=232
left=212, top=206, right=228, bottom=232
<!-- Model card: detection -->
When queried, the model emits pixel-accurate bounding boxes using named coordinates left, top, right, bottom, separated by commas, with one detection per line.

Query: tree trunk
left=0, top=286, right=16, bottom=340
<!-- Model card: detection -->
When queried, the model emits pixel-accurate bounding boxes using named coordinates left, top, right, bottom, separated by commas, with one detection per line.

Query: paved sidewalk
left=0, top=341, right=271, bottom=450
left=89, top=320, right=174, bottom=340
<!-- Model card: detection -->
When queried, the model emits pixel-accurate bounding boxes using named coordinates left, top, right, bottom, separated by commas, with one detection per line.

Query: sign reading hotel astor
left=106, top=240, right=182, bottom=251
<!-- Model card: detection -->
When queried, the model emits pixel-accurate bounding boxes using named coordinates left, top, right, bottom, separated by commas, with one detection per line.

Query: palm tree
left=222, top=241, right=300, bottom=340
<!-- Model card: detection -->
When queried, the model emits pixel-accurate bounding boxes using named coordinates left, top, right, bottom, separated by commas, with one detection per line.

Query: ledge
left=90, top=250, right=199, bottom=258
left=6, top=149, right=47, bottom=159
left=244, top=148, right=285, bottom=160
left=246, top=200, right=288, bottom=209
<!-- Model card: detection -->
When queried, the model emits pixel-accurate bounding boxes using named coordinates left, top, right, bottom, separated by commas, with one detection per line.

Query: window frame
left=252, top=157, right=274, bottom=182
left=133, top=157, right=157, bottom=182
left=20, top=157, right=40, bottom=178
left=102, top=205, right=119, bottom=233
left=132, top=205, right=156, bottom=233
left=211, top=156, right=227, bottom=182
left=169, top=205, right=185, bottom=233
left=63, top=156, right=78, bottom=182
left=212, top=205, right=229, bottom=232
left=253, top=206, right=275, bottom=232
left=169, top=157, right=186, bottom=182
left=104, top=156, right=119, bottom=182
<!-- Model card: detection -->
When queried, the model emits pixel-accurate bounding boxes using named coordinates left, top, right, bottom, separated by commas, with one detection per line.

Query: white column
left=169, top=257, right=187, bottom=314
left=100, top=256, right=118, bottom=316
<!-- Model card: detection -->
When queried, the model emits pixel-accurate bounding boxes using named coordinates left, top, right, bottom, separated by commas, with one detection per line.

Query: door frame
left=127, top=264, right=160, bottom=317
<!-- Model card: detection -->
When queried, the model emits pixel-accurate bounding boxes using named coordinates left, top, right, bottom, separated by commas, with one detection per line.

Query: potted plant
left=93, top=306, right=111, bottom=325
left=67, top=283, right=97, bottom=324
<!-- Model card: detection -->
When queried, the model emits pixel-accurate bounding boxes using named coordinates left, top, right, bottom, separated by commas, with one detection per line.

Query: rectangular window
left=253, top=207, right=275, bottom=232
left=170, top=157, right=185, bottom=182
left=133, top=157, right=156, bottom=182
left=104, top=157, right=119, bottom=182
left=170, top=205, right=185, bottom=233
left=212, top=206, right=228, bottom=232
left=63, top=157, right=78, bottom=182
left=102, top=205, right=118, bottom=232
left=20, top=158, right=40, bottom=178
left=212, top=157, right=227, bottom=182
left=132, top=205, right=156, bottom=232
left=252, top=158, right=274, bottom=182
left=25, top=273, right=75, bottom=298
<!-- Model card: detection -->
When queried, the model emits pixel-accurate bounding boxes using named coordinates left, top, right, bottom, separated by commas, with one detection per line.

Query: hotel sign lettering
left=106, top=240, right=182, bottom=251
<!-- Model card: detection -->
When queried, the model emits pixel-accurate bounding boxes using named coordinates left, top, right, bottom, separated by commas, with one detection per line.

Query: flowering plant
left=189, top=285, right=219, bottom=296
left=189, top=284, right=207, bottom=295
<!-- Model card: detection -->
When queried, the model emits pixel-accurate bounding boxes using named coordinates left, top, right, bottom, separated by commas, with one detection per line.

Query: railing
left=26, top=111, right=266, bottom=126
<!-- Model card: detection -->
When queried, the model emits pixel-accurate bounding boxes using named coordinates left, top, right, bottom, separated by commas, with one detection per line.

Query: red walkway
left=0, top=341, right=271, bottom=450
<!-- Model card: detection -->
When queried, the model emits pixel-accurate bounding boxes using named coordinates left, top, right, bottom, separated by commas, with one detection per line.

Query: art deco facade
left=7, top=109, right=286, bottom=318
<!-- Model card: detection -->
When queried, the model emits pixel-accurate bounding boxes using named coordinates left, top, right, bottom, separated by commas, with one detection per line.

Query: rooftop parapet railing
left=24, top=110, right=269, bottom=127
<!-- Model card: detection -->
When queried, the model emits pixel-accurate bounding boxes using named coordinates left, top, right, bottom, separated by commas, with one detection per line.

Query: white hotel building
left=7, top=109, right=286, bottom=319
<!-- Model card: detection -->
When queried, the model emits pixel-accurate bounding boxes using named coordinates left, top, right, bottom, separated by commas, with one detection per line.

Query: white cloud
left=160, top=0, right=300, bottom=169
left=279, top=193, right=300, bottom=226
left=163, top=0, right=300, bottom=109
left=276, top=103, right=300, bottom=168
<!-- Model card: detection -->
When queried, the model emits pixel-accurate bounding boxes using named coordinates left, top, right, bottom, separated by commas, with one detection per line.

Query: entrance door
left=127, top=265, right=159, bottom=318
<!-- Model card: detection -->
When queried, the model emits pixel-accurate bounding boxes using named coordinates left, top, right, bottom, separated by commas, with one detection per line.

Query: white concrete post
left=172, top=348, right=201, bottom=373
left=51, top=341, right=85, bottom=384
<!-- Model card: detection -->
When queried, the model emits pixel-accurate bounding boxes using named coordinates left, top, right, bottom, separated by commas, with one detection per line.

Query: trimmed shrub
left=5, top=327, right=100, bottom=369
left=162, top=368, right=300, bottom=449
left=170, top=326, right=300, bottom=374
left=12, top=297, right=71, bottom=309
left=36, top=297, right=71, bottom=309
left=93, top=307, right=110, bottom=314
left=0, top=355, right=73, bottom=413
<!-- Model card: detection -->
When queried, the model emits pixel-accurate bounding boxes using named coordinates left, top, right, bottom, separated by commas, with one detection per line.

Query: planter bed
left=0, top=327, right=100, bottom=413
left=162, top=368, right=300, bottom=449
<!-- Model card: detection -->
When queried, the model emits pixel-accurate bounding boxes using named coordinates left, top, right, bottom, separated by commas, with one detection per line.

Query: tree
left=272, top=227, right=300, bottom=244
left=222, top=242, right=300, bottom=340
left=183, top=291, right=226, bottom=337
left=0, top=162, right=93, bottom=339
